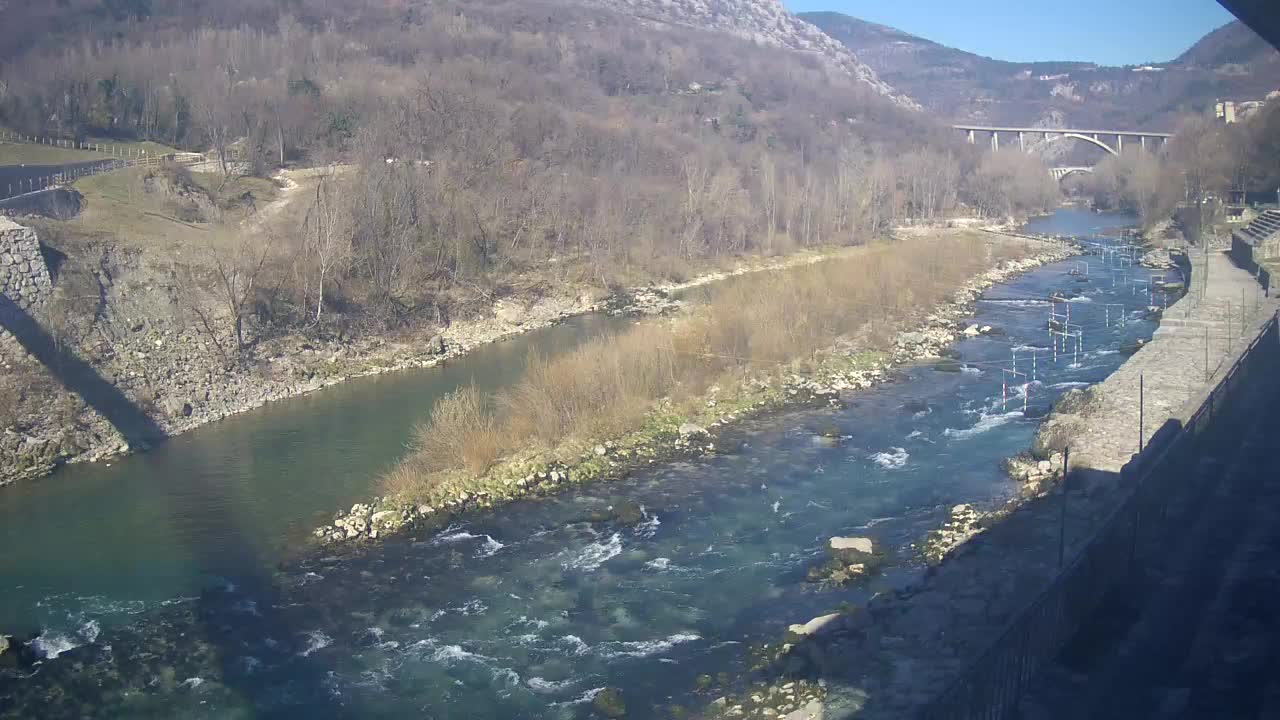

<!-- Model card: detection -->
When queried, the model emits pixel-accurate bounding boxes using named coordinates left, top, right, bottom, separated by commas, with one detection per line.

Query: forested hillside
left=0, top=0, right=1056, bottom=331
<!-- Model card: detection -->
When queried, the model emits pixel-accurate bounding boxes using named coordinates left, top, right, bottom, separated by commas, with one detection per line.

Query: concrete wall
left=0, top=217, right=52, bottom=313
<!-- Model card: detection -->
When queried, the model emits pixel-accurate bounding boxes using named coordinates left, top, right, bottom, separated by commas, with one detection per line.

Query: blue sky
left=784, top=1, right=1237, bottom=66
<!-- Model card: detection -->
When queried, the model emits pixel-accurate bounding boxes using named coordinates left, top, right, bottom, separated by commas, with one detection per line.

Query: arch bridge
left=1050, top=166, right=1094, bottom=181
left=953, top=125, right=1173, bottom=156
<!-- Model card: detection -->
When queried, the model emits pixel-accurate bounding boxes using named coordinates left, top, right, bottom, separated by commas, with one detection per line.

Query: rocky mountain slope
left=587, top=0, right=917, bottom=108
left=804, top=13, right=1279, bottom=132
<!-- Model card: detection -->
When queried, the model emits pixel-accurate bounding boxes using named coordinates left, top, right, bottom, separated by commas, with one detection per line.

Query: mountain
left=588, top=0, right=916, bottom=107
left=0, top=0, right=914, bottom=111
left=803, top=12, right=1280, bottom=132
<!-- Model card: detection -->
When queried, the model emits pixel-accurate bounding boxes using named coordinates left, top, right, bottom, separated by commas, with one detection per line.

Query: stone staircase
left=1234, top=208, right=1280, bottom=247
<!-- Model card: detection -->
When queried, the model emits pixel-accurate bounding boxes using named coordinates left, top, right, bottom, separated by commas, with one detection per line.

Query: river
left=0, top=209, right=1161, bottom=718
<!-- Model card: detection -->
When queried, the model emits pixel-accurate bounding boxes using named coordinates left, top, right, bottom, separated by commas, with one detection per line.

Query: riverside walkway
left=784, top=250, right=1278, bottom=719
left=1059, top=249, right=1275, bottom=476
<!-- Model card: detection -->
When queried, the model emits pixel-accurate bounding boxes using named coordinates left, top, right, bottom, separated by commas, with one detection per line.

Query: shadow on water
left=0, top=293, right=345, bottom=718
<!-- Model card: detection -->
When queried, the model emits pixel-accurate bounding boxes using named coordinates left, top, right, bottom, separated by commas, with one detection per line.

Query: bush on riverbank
left=386, top=232, right=1023, bottom=501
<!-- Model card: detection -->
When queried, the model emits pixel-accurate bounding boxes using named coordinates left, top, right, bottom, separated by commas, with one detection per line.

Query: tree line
left=1088, top=101, right=1280, bottom=232
left=0, top=0, right=1062, bottom=336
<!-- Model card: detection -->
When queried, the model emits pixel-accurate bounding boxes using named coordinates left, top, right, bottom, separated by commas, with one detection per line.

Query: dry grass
left=385, top=232, right=1026, bottom=500
left=415, top=384, right=504, bottom=475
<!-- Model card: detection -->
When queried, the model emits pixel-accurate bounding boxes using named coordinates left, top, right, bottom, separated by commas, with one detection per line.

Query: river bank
left=0, top=241, right=875, bottom=487
left=696, top=250, right=1276, bottom=719
left=315, top=234, right=1077, bottom=545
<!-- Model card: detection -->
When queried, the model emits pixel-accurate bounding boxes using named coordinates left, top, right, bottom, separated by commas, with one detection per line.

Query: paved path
left=1050, top=250, right=1276, bottom=476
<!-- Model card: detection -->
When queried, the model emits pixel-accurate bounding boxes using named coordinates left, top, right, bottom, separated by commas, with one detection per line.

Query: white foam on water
left=455, top=599, right=488, bottom=616
left=1094, top=349, right=1119, bottom=356
left=906, top=430, right=924, bottom=440
left=477, top=535, right=506, bottom=557
left=28, top=632, right=80, bottom=660
left=559, top=635, right=591, bottom=656
left=179, top=677, right=205, bottom=690
left=857, top=515, right=900, bottom=529
left=429, top=644, right=495, bottom=665
left=869, top=447, right=910, bottom=470
left=298, top=630, right=333, bottom=657
left=635, top=512, right=661, bottom=539
left=1068, top=295, right=1093, bottom=303
left=1049, top=381, right=1090, bottom=390
left=944, top=411, right=1022, bottom=440
left=516, top=615, right=550, bottom=631
left=240, top=656, right=262, bottom=674
left=527, top=676, right=579, bottom=694
left=432, top=525, right=476, bottom=544
left=551, top=687, right=605, bottom=708
left=597, top=633, right=701, bottom=659
left=980, top=298, right=1049, bottom=307
left=645, top=557, right=672, bottom=571
left=561, top=533, right=623, bottom=572
left=492, top=667, right=522, bottom=689
left=771, top=500, right=781, bottom=514
left=1012, top=344, right=1046, bottom=353
left=960, top=366, right=982, bottom=375
left=434, top=526, right=505, bottom=558
left=27, top=619, right=101, bottom=660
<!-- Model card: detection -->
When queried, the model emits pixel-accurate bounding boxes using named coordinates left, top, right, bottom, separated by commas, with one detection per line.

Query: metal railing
left=920, top=313, right=1280, bottom=719
left=0, top=128, right=162, bottom=161
left=2, top=130, right=208, bottom=201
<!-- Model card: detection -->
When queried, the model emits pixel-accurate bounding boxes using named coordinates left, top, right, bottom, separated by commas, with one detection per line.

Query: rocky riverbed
left=315, top=241, right=1077, bottom=546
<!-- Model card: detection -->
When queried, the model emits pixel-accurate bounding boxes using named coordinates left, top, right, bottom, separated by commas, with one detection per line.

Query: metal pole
left=1139, top=374, right=1144, bottom=452
left=1205, top=326, right=1210, bottom=382
left=1058, top=446, right=1071, bottom=568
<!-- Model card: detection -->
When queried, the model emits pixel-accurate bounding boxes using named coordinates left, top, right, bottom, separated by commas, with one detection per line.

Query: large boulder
left=593, top=687, right=627, bottom=718
left=828, top=536, right=875, bottom=564
left=678, top=423, right=709, bottom=441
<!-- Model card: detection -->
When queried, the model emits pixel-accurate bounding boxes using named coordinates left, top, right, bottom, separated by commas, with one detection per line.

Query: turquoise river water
left=0, top=209, right=1166, bottom=718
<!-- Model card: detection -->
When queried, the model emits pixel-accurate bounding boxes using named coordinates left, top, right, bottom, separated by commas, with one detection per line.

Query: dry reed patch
left=385, top=234, right=1031, bottom=500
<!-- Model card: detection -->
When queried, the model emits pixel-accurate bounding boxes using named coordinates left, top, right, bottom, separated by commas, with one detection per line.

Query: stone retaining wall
left=0, top=217, right=51, bottom=313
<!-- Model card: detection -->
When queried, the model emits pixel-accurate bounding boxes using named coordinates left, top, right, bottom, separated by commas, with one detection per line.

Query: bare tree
left=303, top=171, right=353, bottom=323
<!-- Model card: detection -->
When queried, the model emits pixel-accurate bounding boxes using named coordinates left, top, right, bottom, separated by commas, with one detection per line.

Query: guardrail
left=1, top=144, right=208, bottom=201
left=919, top=312, right=1280, bottom=719
left=0, top=129, right=164, bottom=161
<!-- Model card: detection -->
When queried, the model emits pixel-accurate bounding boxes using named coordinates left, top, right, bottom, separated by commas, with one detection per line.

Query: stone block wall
left=0, top=217, right=51, bottom=312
